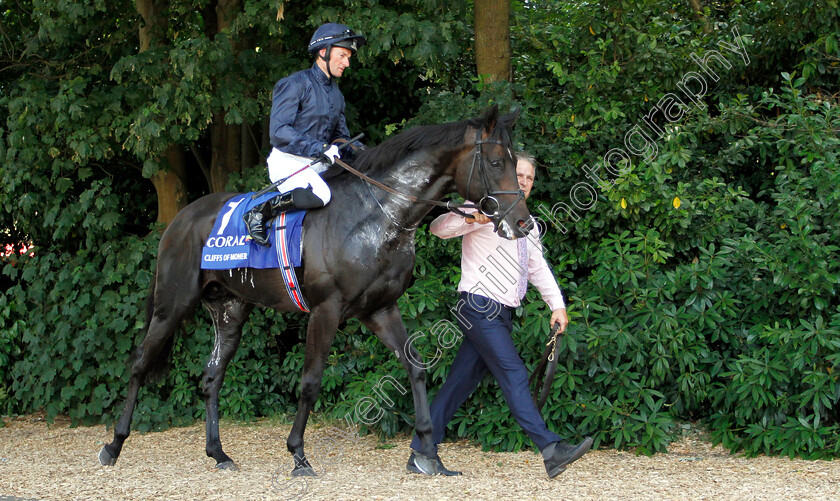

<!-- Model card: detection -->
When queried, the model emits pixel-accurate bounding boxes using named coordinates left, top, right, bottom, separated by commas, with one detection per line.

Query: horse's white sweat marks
left=392, top=159, right=431, bottom=188
left=357, top=226, right=381, bottom=250
left=205, top=299, right=238, bottom=368
left=207, top=307, right=222, bottom=368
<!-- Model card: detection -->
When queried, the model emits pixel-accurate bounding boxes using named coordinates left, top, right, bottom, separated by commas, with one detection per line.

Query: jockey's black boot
left=243, top=192, right=294, bottom=247
left=244, top=188, right=325, bottom=247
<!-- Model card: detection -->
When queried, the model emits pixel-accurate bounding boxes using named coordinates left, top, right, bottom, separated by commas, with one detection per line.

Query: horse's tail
left=128, top=271, right=177, bottom=384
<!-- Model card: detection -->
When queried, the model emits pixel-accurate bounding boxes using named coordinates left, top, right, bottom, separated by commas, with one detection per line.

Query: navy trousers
left=411, top=292, right=561, bottom=453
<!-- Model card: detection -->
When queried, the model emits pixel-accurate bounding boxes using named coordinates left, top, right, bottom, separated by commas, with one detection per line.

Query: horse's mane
left=352, top=117, right=479, bottom=174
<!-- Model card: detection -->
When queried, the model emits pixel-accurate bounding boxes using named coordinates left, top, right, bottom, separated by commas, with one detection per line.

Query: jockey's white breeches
left=266, top=148, right=331, bottom=205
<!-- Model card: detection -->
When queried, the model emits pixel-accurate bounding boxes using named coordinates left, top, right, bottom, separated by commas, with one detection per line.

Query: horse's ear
left=481, top=104, right=500, bottom=133
left=498, top=107, right=521, bottom=130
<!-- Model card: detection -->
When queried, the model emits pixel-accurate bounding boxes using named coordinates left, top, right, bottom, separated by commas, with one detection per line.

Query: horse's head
left=457, top=105, right=532, bottom=240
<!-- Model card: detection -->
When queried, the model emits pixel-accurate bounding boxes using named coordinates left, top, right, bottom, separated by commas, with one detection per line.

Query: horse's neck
left=367, top=150, right=454, bottom=230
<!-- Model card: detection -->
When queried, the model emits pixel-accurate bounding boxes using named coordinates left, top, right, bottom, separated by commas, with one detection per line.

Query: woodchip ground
left=1, top=415, right=838, bottom=500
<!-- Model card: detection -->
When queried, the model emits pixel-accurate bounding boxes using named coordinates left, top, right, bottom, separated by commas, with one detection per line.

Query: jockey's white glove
left=322, top=145, right=341, bottom=165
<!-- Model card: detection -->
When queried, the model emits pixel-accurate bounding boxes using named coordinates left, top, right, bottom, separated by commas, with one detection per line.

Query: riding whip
left=529, top=322, right=562, bottom=411
left=251, top=133, right=364, bottom=200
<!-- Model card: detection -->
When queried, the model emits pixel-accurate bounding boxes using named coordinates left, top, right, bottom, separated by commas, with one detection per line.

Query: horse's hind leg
left=99, top=276, right=200, bottom=466
left=201, top=292, right=251, bottom=469
left=286, top=304, right=341, bottom=477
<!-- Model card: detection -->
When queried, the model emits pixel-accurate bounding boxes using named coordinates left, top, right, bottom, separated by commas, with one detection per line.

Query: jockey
left=244, top=23, right=366, bottom=247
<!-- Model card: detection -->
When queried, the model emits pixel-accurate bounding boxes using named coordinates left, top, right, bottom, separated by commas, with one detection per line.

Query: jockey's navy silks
left=270, top=64, right=350, bottom=158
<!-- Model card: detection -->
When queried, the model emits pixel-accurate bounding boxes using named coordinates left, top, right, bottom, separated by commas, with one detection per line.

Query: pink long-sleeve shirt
left=429, top=211, right=566, bottom=311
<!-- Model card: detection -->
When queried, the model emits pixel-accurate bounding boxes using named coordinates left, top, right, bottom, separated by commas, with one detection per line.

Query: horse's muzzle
left=497, top=218, right=532, bottom=240
left=518, top=217, right=534, bottom=235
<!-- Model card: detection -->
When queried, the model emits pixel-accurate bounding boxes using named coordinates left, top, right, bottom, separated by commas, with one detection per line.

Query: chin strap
left=320, top=47, right=336, bottom=79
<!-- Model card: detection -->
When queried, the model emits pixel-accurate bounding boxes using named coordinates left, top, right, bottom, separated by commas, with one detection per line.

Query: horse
left=98, top=105, right=531, bottom=476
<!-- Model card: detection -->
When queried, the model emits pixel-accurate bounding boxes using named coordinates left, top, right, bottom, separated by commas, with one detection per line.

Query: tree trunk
left=208, top=0, right=243, bottom=192
left=475, top=0, right=511, bottom=84
left=152, top=146, right=187, bottom=224
left=210, top=117, right=242, bottom=192
left=136, top=0, right=164, bottom=53
left=687, top=0, right=711, bottom=34
left=137, top=0, right=188, bottom=226
left=241, top=122, right=258, bottom=172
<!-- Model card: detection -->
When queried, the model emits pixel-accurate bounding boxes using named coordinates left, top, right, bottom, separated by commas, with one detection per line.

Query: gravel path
left=1, top=416, right=838, bottom=500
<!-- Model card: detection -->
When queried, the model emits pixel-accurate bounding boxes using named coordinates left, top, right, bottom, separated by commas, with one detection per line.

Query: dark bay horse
left=99, top=105, right=531, bottom=476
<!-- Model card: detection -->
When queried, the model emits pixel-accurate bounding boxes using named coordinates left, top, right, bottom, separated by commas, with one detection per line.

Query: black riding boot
left=243, top=192, right=294, bottom=247
left=243, top=188, right=325, bottom=247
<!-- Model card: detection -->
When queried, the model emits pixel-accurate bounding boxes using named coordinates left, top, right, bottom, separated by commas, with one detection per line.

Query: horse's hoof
left=98, top=446, right=117, bottom=466
left=216, top=460, right=238, bottom=470
left=410, top=452, right=439, bottom=476
left=291, top=466, right=317, bottom=477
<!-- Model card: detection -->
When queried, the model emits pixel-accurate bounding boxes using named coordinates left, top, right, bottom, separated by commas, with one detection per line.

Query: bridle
left=333, top=127, right=525, bottom=231
left=464, top=128, right=526, bottom=232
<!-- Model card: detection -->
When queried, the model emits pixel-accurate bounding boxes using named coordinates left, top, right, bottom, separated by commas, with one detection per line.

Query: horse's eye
left=490, top=160, right=502, bottom=169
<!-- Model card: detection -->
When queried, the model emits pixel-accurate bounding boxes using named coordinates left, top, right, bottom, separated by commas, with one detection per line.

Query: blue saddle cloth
left=200, top=192, right=306, bottom=270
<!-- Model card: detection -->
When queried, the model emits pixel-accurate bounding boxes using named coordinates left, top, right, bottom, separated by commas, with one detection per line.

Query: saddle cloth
left=200, top=192, right=309, bottom=312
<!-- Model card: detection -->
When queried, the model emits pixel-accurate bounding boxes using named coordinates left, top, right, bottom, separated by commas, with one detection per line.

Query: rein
left=332, top=157, right=480, bottom=217
left=529, top=322, right=563, bottom=411
left=332, top=129, right=525, bottom=222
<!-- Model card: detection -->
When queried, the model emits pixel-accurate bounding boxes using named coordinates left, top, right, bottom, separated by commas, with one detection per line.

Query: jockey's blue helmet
left=308, top=23, right=366, bottom=54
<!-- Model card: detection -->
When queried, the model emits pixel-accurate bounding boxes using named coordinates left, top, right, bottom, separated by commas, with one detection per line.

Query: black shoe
left=406, top=451, right=462, bottom=476
left=544, top=437, right=593, bottom=478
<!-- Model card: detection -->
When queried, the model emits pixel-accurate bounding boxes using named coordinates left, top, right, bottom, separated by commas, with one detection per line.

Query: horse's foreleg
left=361, top=305, right=438, bottom=475
left=201, top=297, right=251, bottom=469
left=286, top=306, right=340, bottom=477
